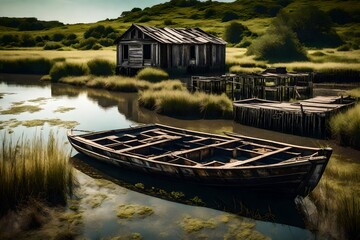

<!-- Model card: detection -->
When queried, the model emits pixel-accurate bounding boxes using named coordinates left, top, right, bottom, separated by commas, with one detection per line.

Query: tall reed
left=0, top=132, right=74, bottom=216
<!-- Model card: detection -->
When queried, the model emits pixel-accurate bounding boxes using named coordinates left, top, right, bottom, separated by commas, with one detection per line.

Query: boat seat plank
left=225, top=146, right=292, bottom=167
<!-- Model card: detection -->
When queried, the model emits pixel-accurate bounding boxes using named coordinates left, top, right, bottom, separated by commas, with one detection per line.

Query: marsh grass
left=49, top=62, right=89, bottom=82
left=0, top=58, right=53, bottom=74
left=347, top=88, right=360, bottom=99
left=135, top=67, right=169, bottom=82
left=309, top=155, right=360, bottom=239
left=139, top=90, right=233, bottom=119
left=0, top=132, right=75, bottom=216
left=60, top=75, right=185, bottom=93
left=87, top=58, right=115, bottom=76
left=330, top=104, right=360, bottom=148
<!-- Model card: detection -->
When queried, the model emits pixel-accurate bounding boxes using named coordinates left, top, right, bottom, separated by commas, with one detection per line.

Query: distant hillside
left=0, top=17, right=64, bottom=31
left=0, top=0, right=359, bottom=50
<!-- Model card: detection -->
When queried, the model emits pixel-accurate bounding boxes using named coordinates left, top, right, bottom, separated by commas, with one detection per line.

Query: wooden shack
left=233, top=96, right=355, bottom=138
left=191, top=67, right=313, bottom=101
left=114, top=24, right=227, bottom=75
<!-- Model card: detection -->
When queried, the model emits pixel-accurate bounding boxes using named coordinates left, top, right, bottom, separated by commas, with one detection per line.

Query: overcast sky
left=0, top=0, right=234, bottom=24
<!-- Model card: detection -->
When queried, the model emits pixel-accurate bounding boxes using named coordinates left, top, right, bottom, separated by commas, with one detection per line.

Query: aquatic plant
left=116, top=204, right=154, bottom=219
left=0, top=105, right=42, bottom=115
left=0, top=132, right=75, bottom=216
left=53, top=107, right=75, bottom=113
left=135, top=67, right=169, bottom=82
left=179, top=216, right=216, bottom=233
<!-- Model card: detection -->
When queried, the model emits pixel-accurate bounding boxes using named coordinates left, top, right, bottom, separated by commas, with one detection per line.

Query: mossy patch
left=53, top=107, right=76, bottom=113
left=0, top=105, right=42, bottom=115
left=110, top=233, right=143, bottom=240
left=0, top=118, right=79, bottom=129
left=116, top=204, right=154, bottom=219
left=28, top=97, right=50, bottom=103
left=224, top=221, right=269, bottom=240
left=22, top=119, right=79, bottom=128
left=88, top=193, right=108, bottom=208
left=59, top=212, right=83, bottom=226
left=134, top=183, right=144, bottom=190
left=179, top=216, right=216, bottom=233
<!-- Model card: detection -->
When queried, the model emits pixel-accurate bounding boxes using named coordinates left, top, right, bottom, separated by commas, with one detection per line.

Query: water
left=1, top=74, right=359, bottom=239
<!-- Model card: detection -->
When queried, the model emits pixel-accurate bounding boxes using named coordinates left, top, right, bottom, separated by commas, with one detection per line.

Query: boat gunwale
left=67, top=124, right=331, bottom=170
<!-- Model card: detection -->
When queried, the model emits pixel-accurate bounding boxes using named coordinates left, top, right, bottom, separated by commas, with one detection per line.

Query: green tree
left=223, top=22, right=252, bottom=44
left=247, top=18, right=307, bottom=62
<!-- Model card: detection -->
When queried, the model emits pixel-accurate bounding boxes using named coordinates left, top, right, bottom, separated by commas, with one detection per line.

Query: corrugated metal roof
left=115, top=24, right=227, bottom=45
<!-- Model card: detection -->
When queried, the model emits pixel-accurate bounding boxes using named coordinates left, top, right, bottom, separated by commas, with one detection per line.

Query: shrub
left=87, top=59, right=115, bottom=76
left=84, top=25, right=106, bottom=39
left=99, top=38, right=113, bottom=47
left=43, top=41, right=62, bottom=50
left=285, top=6, right=343, bottom=47
left=21, top=33, right=36, bottom=47
left=223, top=22, right=252, bottom=44
left=61, top=38, right=79, bottom=46
left=222, top=11, right=240, bottom=22
left=107, top=32, right=120, bottom=40
left=138, top=16, right=151, bottom=23
left=49, top=62, right=88, bottom=81
left=92, top=43, right=102, bottom=50
left=204, top=9, right=216, bottom=19
left=1, top=34, right=20, bottom=46
left=66, top=33, right=77, bottom=40
left=337, top=44, right=351, bottom=51
left=77, top=37, right=97, bottom=50
left=136, top=67, right=169, bottom=82
left=52, top=33, right=65, bottom=42
left=247, top=17, right=307, bottom=62
left=328, top=8, right=352, bottom=25
left=0, top=58, right=53, bottom=74
left=164, top=19, right=174, bottom=25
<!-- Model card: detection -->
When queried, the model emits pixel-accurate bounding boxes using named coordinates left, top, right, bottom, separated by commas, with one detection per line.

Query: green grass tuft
left=139, top=90, right=233, bottom=119
left=87, top=59, right=115, bottom=76
left=49, top=62, right=89, bottom=82
left=136, top=67, right=169, bottom=82
left=330, top=104, right=360, bottom=149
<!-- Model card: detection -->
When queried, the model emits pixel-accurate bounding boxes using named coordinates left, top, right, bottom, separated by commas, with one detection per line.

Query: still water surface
left=1, top=74, right=359, bottom=239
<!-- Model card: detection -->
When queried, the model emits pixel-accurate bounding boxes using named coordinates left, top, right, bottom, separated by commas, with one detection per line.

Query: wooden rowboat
left=67, top=124, right=332, bottom=197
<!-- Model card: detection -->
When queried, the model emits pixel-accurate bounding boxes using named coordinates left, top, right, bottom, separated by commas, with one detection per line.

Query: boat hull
left=68, top=124, right=331, bottom=197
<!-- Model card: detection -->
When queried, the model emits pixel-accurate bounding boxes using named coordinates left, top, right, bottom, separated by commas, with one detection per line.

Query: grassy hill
left=0, top=0, right=359, bottom=76
left=0, top=0, right=359, bottom=45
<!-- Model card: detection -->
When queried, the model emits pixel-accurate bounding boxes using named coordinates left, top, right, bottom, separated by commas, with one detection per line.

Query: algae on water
left=179, top=216, right=216, bottom=233
left=0, top=105, right=42, bottom=115
left=54, top=106, right=76, bottom=113
left=116, top=204, right=154, bottom=219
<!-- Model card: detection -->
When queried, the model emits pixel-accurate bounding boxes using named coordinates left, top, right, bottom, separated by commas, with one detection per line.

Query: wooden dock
left=191, top=68, right=313, bottom=101
left=233, top=96, right=355, bottom=138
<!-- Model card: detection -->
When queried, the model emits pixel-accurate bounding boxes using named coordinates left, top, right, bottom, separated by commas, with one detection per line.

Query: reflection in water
left=51, top=82, right=360, bottom=160
left=71, top=154, right=306, bottom=228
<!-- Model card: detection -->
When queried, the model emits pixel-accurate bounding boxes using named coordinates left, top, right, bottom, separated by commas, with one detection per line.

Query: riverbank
left=1, top=75, right=359, bottom=239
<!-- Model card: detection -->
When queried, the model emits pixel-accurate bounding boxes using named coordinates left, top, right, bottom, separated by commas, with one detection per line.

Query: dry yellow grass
left=0, top=49, right=116, bottom=63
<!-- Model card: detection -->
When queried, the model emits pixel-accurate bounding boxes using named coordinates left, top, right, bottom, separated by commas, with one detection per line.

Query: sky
left=0, top=0, right=234, bottom=24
